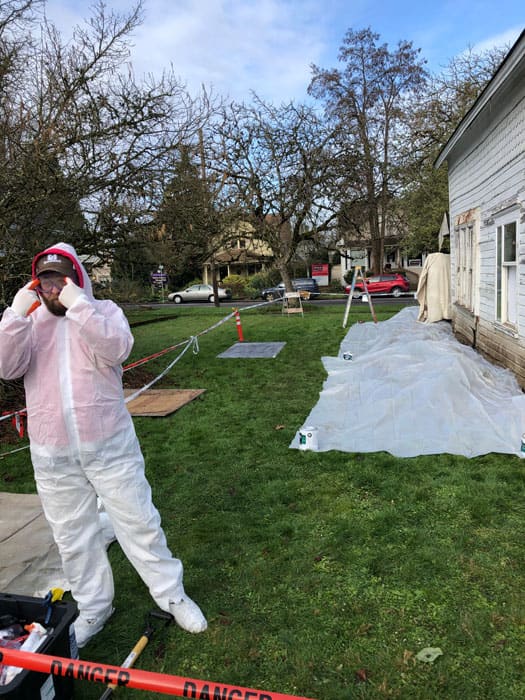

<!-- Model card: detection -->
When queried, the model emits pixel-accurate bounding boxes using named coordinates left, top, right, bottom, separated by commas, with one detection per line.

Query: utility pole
left=198, top=128, right=220, bottom=306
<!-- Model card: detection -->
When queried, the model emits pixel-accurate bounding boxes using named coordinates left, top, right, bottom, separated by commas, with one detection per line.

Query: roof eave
left=435, top=29, right=525, bottom=169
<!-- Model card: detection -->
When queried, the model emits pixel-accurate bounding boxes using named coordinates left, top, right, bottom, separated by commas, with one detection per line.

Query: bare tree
left=399, top=45, right=510, bottom=255
left=0, top=0, right=213, bottom=302
left=309, top=27, right=428, bottom=274
left=208, top=97, right=339, bottom=290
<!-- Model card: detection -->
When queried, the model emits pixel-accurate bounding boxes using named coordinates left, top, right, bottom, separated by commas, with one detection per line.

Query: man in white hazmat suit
left=0, top=242, right=207, bottom=647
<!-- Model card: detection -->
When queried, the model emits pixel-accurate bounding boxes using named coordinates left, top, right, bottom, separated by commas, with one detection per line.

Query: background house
left=338, top=238, right=426, bottom=287
left=435, top=29, right=525, bottom=386
left=202, top=219, right=279, bottom=283
left=79, top=254, right=112, bottom=286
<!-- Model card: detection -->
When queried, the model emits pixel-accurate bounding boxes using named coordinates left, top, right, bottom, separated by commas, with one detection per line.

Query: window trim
left=495, top=211, right=519, bottom=327
left=455, top=221, right=476, bottom=312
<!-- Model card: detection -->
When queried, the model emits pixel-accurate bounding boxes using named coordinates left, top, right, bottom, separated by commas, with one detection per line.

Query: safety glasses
left=37, top=275, right=66, bottom=293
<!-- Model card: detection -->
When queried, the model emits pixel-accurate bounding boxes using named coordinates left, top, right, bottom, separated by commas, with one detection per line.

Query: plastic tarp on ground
left=0, top=493, right=115, bottom=597
left=290, top=306, right=525, bottom=458
left=0, top=492, right=68, bottom=596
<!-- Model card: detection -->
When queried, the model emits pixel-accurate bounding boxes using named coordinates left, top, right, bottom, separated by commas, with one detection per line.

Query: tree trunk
left=279, top=264, right=293, bottom=292
left=210, top=259, right=220, bottom=307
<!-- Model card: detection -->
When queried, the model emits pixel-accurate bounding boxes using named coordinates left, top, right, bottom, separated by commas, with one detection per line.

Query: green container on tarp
left=0, top=593, right=78, bottom=699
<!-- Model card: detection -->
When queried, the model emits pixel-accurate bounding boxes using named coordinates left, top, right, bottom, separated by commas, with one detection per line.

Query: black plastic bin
left=0, top=593, right=78, bottom=699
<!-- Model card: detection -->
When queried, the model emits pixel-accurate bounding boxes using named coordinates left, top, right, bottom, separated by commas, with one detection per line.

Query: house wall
left=447, top=91, right=525, bottom=385
left=79, top=255, right=112, bottom=285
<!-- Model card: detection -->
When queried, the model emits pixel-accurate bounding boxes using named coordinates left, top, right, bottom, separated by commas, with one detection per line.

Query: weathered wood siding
left=453, top=304, right=525, bottom=387
left=446, top=84, right=525, bottom=387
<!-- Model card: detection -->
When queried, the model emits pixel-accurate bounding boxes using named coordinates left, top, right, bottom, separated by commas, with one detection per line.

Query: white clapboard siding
left=439, top=33, right=525, bottom=385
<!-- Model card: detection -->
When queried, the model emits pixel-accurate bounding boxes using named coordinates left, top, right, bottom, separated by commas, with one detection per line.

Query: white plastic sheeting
left=291, top=307, right=525, bottom=458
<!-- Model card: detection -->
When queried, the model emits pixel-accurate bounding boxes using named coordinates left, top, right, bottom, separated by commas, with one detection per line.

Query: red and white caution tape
left=0, top=648, right=316, bottom=700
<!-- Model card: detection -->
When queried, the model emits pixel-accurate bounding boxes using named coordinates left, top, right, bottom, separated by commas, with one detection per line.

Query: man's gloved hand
left=11, top=280, right=41, bottom=317
left=58, top=277, right=85, bottom=309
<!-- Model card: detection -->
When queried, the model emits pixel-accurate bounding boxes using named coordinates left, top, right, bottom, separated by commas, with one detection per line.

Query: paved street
left=141, top=294, right=419, bottom=310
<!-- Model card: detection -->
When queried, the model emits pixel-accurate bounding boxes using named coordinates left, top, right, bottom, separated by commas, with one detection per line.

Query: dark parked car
left=260, top=277, right=320, bottom=301
left=345, top=273, right=410, bottom=298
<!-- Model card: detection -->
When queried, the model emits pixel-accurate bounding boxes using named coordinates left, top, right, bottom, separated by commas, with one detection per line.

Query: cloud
left=133, top=0, right=323, bottom=101
left=41, top=0, right=326, bottom=103
left=468, top=26, right=522, bottom=54
left=127, top=0, right=327, bottom=102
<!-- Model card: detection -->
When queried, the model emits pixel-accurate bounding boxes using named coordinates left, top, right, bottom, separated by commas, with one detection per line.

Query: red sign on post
left=311, top=263, right=329, bottom=286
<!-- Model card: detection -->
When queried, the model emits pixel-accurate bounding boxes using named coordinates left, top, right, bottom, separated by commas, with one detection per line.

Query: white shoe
left=74, top=606, right=114, bottom=648
left=169, top=595, right=207, bottom=633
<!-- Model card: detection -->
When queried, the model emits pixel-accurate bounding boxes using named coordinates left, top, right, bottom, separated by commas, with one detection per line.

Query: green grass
left=2, top=303, right=525, bottom=699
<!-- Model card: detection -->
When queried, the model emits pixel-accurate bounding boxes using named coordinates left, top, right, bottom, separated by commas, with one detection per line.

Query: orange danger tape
left=0, top=648, right=317, bottom=700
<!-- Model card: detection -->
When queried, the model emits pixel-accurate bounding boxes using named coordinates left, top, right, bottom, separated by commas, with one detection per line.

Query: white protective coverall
left=0, top=243, right=196, bottom=624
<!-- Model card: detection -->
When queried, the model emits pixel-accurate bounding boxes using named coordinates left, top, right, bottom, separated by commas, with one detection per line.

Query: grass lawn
left=1, top=302, right=524, bottom=699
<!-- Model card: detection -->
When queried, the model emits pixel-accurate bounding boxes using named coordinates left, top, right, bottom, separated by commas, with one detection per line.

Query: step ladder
left=342, top=266, right=377, bottom=328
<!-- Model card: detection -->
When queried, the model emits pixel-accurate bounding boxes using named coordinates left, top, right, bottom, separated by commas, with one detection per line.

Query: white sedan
left=167, top=284, right=232, bottom=304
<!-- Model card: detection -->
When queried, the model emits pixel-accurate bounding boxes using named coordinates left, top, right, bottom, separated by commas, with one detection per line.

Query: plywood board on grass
left=125, top=389, right=205, bottom=417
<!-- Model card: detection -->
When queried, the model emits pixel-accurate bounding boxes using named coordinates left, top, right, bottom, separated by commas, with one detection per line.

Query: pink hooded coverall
left=0, top=243, right=186, bottom=621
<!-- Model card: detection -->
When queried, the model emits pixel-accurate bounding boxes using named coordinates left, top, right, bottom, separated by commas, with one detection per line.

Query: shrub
left=329, top=279, right=344, bottom=293
left=222, top=274, right=249, bottom=298
left=183, top=278, right=203, bottom=287
left=243, top=283, right=262, bottom=300
left=99, top=278, right=148, bottom=303
left=249, top=269, right=281, bottom=292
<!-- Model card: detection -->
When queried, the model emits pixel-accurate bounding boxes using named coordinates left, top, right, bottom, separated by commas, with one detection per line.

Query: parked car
left=167, top=284, right=232, bottom=304
left=345, top=273, right=410, bottom=298
left=260, top=277, right=320, bottom=301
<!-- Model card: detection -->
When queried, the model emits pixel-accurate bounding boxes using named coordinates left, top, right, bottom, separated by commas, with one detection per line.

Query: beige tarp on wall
left=416, top=252, right=452, bottom=323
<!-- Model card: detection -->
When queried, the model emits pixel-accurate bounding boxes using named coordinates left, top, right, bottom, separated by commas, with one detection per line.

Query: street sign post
left=151, top=265, right=168, bottom=302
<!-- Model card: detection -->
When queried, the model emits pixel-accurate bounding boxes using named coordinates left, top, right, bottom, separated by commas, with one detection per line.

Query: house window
left=496, top=218, right=517, bottom=325
left=456, top=224, right=475, bottom=310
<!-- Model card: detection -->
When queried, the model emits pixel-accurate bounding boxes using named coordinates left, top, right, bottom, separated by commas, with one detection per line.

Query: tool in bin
left=98, top=609, right=173, bottom=699
left=41, top=588, right=64, bottom=625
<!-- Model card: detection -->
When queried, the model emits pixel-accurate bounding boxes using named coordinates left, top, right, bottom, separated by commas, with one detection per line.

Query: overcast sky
left=42, top=0, right=524, bottom=103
